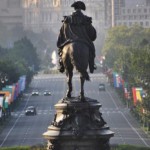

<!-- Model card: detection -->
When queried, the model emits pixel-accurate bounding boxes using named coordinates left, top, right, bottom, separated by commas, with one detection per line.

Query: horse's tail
left=82, top=71, right=90, bottom=81
left=71, top=43, right=90, bottom=81
left=71, top=56, right=90, bottom=80
left=73, top=59, right=90, bottom=80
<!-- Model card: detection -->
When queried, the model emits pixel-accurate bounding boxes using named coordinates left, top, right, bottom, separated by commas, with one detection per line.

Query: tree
left=0, top=60, right=20, bottom=88
left=0, top=37, right=41, bottom=87
left=12, top=37, right=40, bottom=71
left=102, top=25, right=150, bottom=121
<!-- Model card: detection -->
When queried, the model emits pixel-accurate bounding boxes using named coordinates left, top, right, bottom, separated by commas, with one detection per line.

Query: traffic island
left=43, top=97, right=114, bottom=150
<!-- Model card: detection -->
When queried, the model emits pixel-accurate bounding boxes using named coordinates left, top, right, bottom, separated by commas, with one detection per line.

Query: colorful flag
left=14, top=83, right=19, bottom=100
left=0, top=94, right=5, bottom=118
left=113, top=72, right=122, bottom=88
left=5, top=85, right=15, bottom=102
left=19, top=76, right=26, bottom=92
left=132, top=87, right=143, bottom=105
left=0, top=91, right=11, bottom=108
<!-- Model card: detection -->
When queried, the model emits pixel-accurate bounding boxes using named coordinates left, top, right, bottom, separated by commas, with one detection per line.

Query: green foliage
left=0, top=37, right=40, bottom=88
left=103, top=25, right=150, bottom=119
left=0, top=147, right=29, bottom=150
left=0, top=21, right=57, bottom=68
left=114, top=145, right=150, bottom=150
left=102, top=25, right=150, bottom=71
left=0, top=144, right=46, bottom=150
left=0, top=145, right=149, bottom=150
left=103, top=25, right=150, bottom=85
left=0, top=60, right=20, bottom=86
left=11, top=37, right=40, bottom=71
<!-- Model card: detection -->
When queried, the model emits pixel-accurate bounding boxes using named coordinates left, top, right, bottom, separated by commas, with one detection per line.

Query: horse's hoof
left=78, top=95, right=86, bottom=102
left=66, top=93, right=71, bottom=98
left=81, top=98, right=86, bottom=102
left=65, top=89, right=72, bottom=98
left=67, top=95, right=71, bottom=98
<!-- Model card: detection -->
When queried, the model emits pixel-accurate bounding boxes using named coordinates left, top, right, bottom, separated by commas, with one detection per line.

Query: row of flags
left=0, top=76, right=26, bottom=118
left=113, top=72, right=145, bottom=106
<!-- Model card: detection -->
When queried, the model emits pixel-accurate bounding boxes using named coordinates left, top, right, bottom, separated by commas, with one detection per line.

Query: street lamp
left=0, top=72, right=9, bottom=87
left=0, top=74, right=8, bottom=84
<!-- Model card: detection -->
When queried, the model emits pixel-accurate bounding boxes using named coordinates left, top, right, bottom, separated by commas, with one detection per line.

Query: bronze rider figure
left=57, top=1, right=97, bottom=73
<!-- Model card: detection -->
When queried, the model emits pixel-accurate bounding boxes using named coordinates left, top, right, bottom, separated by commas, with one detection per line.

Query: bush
left=111, top=145, right=150, bottom=150
left=0, top=145, right=149, bottom=150
left=0, top=147, right=29, bottom=150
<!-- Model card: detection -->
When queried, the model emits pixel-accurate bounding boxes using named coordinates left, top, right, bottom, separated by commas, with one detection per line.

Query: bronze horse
left=62, top=41, right=90, bottom=101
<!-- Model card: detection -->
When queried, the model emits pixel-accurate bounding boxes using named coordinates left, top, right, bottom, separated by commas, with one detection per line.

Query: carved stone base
left=43, top=97, right=114, bottom=150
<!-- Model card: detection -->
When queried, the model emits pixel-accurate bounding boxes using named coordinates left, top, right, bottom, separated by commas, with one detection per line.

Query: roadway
left=0, top=73, right=150, bottom=148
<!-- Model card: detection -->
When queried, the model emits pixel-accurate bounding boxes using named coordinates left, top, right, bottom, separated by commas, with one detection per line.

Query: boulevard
left=0, top=73, right=150, bottom=148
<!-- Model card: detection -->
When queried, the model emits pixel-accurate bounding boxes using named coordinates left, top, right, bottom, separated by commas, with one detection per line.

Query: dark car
left=99, top=83, right=105, bottom=91
left=43, top=90, right=51, bottom=96
left=25, top=106, right=36, bottom=115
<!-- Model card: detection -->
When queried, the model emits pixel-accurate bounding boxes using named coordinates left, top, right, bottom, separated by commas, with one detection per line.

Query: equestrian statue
left=57, top=1, right=97, bottom=101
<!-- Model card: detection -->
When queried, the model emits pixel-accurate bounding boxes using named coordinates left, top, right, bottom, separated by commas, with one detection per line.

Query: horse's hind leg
left=66, top=69, right=73, bottom=98
left=80, top=76, right=85, bottom=101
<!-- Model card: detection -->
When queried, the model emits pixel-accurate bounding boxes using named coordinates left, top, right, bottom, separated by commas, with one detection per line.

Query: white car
left=43, top=90, right=51, bottom=96
left=31, top=91, right=39, bottom=96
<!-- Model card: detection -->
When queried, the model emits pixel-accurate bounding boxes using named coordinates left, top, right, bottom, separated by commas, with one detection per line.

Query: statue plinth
left=43, top=97, right=114, bottom=150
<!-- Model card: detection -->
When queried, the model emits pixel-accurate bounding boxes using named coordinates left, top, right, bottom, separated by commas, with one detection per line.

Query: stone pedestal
left=43, top=97, right=114, bottom=150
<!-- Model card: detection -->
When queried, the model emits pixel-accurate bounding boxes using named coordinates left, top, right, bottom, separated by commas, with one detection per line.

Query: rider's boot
left=58, top=49, right=65, bottom=73
left=58, top=58, right=65, bottom=73
left=89, top=59, right=97, bottom=73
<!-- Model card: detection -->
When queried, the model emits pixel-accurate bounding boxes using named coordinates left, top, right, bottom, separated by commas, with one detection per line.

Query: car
left=25, top=106, right=36, bottom=116
left=31, top=90, right=39, bottom=96
left=99, top=83, right=105, bottom=91
left=43, top=90, right=51, bottom=96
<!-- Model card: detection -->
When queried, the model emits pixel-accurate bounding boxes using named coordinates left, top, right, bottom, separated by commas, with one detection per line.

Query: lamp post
left=0, top=72, right=9, bottom=88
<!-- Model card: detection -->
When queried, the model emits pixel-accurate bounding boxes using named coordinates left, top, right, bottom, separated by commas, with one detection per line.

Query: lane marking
left=107, top=111, right=125, bottom=144
left=0, top=95, right=31, bottom=147
left=107, top=89, right=150, bottom=147
left=107, top=90, right=118, bottom=109
left=0, top=81, right=40, bottom=147
left=120, top=111, right=149, bottom=147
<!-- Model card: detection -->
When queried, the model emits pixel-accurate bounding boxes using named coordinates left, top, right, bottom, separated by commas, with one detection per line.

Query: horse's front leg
left=66, top=71, right=73, bottom=98
left=80, top=76, right=85, bottom=102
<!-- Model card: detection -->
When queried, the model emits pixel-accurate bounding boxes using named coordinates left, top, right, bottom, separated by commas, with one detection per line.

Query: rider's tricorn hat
left=71, top=1, right=86, bottom=11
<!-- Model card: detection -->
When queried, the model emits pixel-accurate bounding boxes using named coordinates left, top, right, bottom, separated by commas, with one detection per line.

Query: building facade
left=1, top=0, right=150, bottom=32
left=22, top=0, right=105, bottom=34
left=0, top=0, right=23, bottom=29
left=105, top=0, right=150, bottom=28
left=0, top=0, right=105, bottom=53
left=0, top=0, right=104, bottom=33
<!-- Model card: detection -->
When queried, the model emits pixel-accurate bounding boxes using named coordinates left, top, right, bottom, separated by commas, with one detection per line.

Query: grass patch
left=111, top=145, right=150, bottom=150
left=0, top=144, right=45, bottom=150
left=0, top=145, right=149, bottom=150
left=0, top=147, right=29, bottom=150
